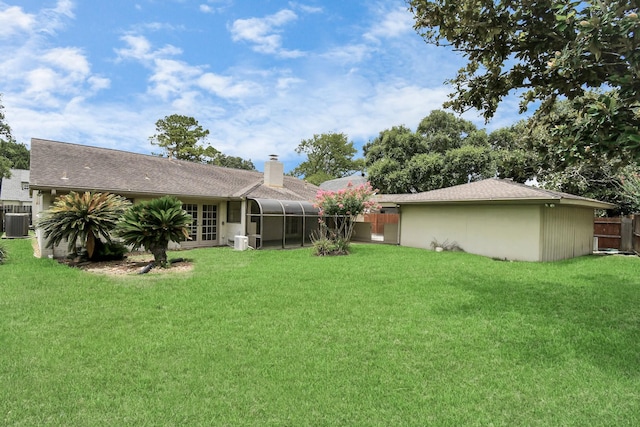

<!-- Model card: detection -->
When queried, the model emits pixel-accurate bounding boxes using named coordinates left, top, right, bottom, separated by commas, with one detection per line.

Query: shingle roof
left=375, top=178, right=614, bottom=209
left=29, top=138, right=319, bottom=202
left=319, top=174, right=368, bottom=191
left=0, top=169, right=31, bottom=203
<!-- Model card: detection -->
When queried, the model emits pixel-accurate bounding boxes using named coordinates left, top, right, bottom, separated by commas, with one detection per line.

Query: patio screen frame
left=247, top=198, right=321, bottom=249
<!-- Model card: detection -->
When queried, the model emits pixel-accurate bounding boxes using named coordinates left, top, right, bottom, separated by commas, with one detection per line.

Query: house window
left=227, top=201, right=241, bottom=223
left=21, top=182, right=29, bottom=191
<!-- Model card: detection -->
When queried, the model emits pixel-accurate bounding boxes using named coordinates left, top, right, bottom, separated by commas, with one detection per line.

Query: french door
left=183, top=203, right=217, bottom=245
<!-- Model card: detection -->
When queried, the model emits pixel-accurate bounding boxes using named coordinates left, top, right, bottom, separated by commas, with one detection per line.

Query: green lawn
left=1, top=238, right=639, bottom=426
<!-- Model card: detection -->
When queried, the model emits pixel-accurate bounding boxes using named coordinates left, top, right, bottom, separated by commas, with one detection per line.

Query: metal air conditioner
left=5, top=213, right=30, bottom=238
left=234, top=235, right=248, bottom=251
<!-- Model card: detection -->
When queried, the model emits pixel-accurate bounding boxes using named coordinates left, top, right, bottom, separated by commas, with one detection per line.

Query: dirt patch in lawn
left=59, top=255, right=193, bottom=276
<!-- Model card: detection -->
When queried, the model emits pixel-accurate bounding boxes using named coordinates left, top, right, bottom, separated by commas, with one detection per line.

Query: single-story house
left=377, top=178, right=615, bottom=262
left=1, top=168, right=33, bottom=232
left=1, top=169, right=32, bottom=208
left=29, top=138, right=322, bottom=257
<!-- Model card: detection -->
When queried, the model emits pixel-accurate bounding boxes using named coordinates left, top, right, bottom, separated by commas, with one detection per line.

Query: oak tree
left=291, top=132, right=365, bottom=185
left=408, top=0, right=640, bottom=160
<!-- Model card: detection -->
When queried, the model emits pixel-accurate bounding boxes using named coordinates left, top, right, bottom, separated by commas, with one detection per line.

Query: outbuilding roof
left=376, top=178, right=615, bottom=209
left=29, top=138, right=318, bottom=201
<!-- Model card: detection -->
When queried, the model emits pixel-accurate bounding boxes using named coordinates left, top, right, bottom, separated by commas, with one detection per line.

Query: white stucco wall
left=399, top=204, right=543, bottom=261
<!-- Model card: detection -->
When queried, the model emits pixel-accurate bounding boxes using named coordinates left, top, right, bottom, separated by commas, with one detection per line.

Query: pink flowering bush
left=312, top=181, right=380, bottom=255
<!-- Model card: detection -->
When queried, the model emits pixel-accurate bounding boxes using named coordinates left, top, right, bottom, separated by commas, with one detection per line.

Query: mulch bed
left=58, top=256, right=193, bottom=276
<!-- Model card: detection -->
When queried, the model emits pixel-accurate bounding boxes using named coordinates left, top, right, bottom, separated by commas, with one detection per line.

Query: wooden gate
left=363, top=213, right=399, bottom=234
left=594, top=216, right=636, bottom=252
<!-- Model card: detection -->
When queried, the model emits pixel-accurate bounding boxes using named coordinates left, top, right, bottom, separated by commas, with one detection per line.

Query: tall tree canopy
left=0, top=95, right=30, bottom=178
left=408, top=0, right=640, bottom=161
left=149, top=114, right=254, bottom=170
left=150, top=114, right=211, bottom=161
left=364, top=111, right=495, bottom=193
left=525, top=97, right=640, bottom=215
left=290, top=132, right=365, bottom=185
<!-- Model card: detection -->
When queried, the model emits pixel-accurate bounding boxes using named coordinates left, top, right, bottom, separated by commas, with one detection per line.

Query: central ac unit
left=234, top=235, right=248, bottom=251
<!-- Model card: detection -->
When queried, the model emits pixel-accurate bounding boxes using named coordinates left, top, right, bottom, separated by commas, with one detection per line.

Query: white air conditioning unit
left=234, top=235, right=248, bottom=251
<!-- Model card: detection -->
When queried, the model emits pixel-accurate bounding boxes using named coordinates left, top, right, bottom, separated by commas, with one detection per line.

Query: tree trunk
left=86, top=230, right=96, bottom=259
left=149, top=242, right=168, bottom=267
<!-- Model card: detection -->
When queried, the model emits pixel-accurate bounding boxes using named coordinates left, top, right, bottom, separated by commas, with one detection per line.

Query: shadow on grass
left=439, top=261, right=640, bottom=377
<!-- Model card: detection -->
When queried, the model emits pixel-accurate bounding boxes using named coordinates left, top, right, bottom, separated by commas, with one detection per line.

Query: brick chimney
left=264, top=154, right=284, bottom=187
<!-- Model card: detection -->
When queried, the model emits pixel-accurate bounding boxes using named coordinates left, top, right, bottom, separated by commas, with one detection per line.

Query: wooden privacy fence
left=363, top=213, right=399, bottom=234
left=593, top=215, right=639, bottom=253
left=634, top=217, right=640, bottom=255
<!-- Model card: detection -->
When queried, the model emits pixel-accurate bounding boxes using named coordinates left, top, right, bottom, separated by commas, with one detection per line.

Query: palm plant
left=37, top=192, right=131, bottom=258
left=116, top=196, right=192, bottom=267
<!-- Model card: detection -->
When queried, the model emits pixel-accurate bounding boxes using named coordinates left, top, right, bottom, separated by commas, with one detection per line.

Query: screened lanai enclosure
left=247, top=198, right=321, bottom=249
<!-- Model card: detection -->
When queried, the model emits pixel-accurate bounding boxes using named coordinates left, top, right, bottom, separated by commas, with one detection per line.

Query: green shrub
left=37, top=192, right=131, bottom=259
left=310, top=230, right=350, bottom=256
left=117, top=196, right=192, bottom=267
left=0, top=242, right=6, bottom=264
left=93, top=240, right=129, bottom=261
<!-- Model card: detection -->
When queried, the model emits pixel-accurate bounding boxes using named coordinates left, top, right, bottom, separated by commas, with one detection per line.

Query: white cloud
left=0, top=6, right=35, bottom=38
left=364, top=6, right=414, bottom=42
left=198, top=73, right=260, bottom=98
left=116, top=35, right=182, bottom=63
left=39, top=0, right=75, bottom=35
left=229, top=9, right=305, bottom=58
left=199, top=0, right=233, bottom=14
left=276, top=76, right=304, bottom=91
left=321, top=44, right=372, bottom=65
left=116, top=34, right=262, bottom=102
left=42, top=47, right=90, bottom=75
left=289, top=3, right=323, bottom=14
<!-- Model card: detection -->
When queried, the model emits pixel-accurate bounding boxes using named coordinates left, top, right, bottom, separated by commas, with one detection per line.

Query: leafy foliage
left=116, top=196, right=192, bottom=266
left=150, top=114, right=255, bottom=170
left=620, top=172, right=640, bottom=213
left=364, top=111, right=495, bottom=193
left=37, top=192, right=131, bottom=258
left=210, top=154, right=255, bottom=170
left=150, top=114, right=211, bottom=161
left=0, top=95, right=29, bottom=179
left=93, top=240, right=129, bottom=261
left=312, top=182, right=379, bottom=255
left=0, top=242, right=6, bottom=264
left=518, top=97, right=640, bottom=215
left=291, top=132, right=365, bottom=185
left=408, top=0, right=640, bottom=161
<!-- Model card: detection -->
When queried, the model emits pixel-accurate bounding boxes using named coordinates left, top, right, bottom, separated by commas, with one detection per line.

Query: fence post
left=634, top=214, right=640, bottom=255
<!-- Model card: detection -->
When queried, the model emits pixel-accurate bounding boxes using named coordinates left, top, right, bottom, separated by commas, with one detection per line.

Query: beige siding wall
left=400, top=204, right=543, bottom=261
left=540, top=206, right=594, bottom=261
left=33, top=190, right=69, bottom=258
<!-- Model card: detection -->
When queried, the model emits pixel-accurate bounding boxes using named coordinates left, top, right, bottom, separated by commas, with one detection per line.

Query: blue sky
left=0, top=0, right=526, bottom=172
